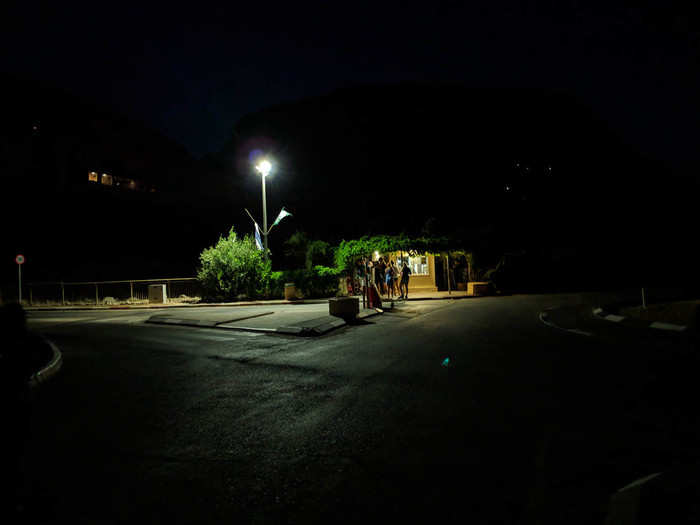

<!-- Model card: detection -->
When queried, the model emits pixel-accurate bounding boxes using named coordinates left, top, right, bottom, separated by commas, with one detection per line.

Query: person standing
left=385, top=261, right=395, bottom=299
left=375, top=257, right=386, bottom=295
left=399, top=262, right=411, bottom=299
left=355, top=259, right=365, bottom=296
left=391, top=260, right=400, bottom=298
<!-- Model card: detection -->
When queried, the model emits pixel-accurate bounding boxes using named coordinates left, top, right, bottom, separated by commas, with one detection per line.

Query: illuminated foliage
left=197, top=227, right=271, bottom=301
left=333, top=235, right=465, bottom=271
left=268, top=265, right=343, bottom=299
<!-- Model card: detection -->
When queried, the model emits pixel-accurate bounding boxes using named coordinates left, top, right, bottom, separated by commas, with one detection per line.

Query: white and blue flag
left=254, top=222, right=264, bottom=251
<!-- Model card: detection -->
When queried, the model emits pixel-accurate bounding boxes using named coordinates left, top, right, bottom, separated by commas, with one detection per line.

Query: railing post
left=29, top=286, right=33, bottom=306
left=95, top=283, right=99, bottom=305
left=61, top=281, right=65, bottom=305
left=130, top=281, right=134, bottom=303
left=167, top=280, right=171, bottom=301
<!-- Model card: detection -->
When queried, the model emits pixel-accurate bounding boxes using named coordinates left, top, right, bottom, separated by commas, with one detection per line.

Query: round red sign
left=15, top=254, right=25, bottom=265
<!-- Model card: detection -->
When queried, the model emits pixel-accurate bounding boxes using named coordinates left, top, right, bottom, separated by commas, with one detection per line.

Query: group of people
left=355, top=256, right=411, bottom=300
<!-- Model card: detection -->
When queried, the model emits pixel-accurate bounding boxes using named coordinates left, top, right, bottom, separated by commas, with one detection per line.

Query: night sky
left=1, top=2, right=698, bottom=174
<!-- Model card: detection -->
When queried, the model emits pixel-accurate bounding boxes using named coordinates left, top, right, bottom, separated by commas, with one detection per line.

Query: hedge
left=268, top=265, right=343, bottom=299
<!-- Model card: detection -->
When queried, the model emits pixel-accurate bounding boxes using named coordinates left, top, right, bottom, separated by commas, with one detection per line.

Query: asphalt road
left=17, top=293, right=700, bottom=524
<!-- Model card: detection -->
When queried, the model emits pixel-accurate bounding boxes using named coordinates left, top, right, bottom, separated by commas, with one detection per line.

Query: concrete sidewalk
left=22, top=290, right=477, bottom=312
left=145, top=302, right=384, bottom=336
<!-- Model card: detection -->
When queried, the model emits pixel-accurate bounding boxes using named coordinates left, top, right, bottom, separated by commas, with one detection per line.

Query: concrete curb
left=145, top=311, right=274, bottom=329
left=393, top=294, right=477, bottom=302
left=357, top=308, right=383, bottom=320
left=592, top=306, right=688, bottom=332
left=538, top=309, right=592, bottom=337
left=28, top=336, right=62, bottom=389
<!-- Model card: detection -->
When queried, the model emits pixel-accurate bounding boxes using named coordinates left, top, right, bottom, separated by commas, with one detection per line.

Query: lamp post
left=255, top=159, right=272, bottom=259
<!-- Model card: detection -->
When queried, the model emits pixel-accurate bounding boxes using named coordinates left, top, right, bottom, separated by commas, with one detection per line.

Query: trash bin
left=284, top=283, right=296, bottom=301
left=148, top=284, right=167, bottom=304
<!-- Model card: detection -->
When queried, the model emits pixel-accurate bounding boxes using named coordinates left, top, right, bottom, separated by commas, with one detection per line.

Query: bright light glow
left=373, top=251, right=379, bottom=260
left=256, top=159, right=272, bottom=177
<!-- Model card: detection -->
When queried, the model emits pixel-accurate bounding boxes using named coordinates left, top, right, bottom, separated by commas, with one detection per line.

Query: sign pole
left=15, top=254, right=25, bottom=303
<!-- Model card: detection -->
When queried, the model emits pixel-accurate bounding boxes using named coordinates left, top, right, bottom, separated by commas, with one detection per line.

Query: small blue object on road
left=441, top=357, right=450, bottom=367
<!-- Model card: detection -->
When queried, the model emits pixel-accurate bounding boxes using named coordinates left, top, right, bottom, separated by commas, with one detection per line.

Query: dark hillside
left=0, top=73, right=208, bottom=284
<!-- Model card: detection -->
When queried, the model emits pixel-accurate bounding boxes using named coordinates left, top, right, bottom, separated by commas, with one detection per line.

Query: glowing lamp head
left=256, top=159, right=272, bottom=177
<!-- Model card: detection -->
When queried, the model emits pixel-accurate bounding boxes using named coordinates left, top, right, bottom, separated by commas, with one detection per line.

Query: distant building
left=87, top=171, right=154, bottom=192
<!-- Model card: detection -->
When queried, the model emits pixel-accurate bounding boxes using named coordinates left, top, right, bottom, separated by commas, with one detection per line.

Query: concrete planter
left=467, top=282, right=490, bottom=296
left=284, top=283, right=297, bottom=301
left=329, top=297, right=359, bottom=320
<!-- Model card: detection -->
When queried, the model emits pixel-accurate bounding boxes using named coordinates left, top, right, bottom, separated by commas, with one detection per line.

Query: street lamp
left=255, top=159, right=272, bottom=258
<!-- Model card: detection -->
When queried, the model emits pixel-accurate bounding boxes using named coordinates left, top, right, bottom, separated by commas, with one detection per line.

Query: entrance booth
left=382, top=252, right=438, bottom=293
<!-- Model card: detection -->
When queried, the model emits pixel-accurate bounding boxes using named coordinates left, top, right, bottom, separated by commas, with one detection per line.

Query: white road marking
left=604, top=314, right=625, bottom=322
left=89, top=316, right=150, bottom=324
left=569, top=328, right=593, bottom=336
left=28, top=317, right=90, bottom=323
left=592, top=307, right=603, bottom=315
left=650, top=322, right=687, bottom=332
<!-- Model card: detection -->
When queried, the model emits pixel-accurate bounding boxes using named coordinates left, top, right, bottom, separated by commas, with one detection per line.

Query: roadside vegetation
left=196, top=227, right=497, bottom=302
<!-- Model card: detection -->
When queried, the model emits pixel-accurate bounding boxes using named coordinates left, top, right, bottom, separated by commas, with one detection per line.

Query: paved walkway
left=384, top=290, right=471, bottom=301
left=22, top=290, right=476, bottom=311
left=144, top=302, right=383, bottom=336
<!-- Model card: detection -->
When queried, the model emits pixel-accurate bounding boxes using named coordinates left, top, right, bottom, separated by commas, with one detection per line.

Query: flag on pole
left=254, top=222, right=264, bottom=251
left=271, top=207, right=292, bottom=227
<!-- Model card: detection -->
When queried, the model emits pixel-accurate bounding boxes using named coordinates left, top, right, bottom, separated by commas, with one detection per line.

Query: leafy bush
left=283, top=230, right=310, bottom=269
left=334, top=234, right=454, bottom=271
left=284, top=231, right=335, bottom=270
left=306, top=240, right=335, bottom=269
left=268, top=265, right=343, bottom=299
left=197, top=227, right=271, bottom=301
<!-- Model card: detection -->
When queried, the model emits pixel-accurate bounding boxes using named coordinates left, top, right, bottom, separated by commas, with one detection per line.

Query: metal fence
left=10, top=278, right=202, bottom=306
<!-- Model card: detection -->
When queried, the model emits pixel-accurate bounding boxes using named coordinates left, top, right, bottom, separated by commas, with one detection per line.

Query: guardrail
left=16, top=277, right=201, bottom=306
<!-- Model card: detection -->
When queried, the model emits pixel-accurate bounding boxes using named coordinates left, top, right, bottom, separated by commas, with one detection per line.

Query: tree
left=305, top=240, right=334, bottom=270
left=197, top=227, right=271, bottom=301
left=283, top=230, right=310, bottom=269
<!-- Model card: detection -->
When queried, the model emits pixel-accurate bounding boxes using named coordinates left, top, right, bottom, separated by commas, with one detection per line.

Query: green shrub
left=267, top=265, right=343, bottom=299
left=306, top=240, right=335, bottom=269
left=283, top=230, right=310, bottom=269
left=197, top=227, right=271, bottom=301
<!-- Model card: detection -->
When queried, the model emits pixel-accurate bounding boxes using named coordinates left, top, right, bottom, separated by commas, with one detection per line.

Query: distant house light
left=101, top=173, right=113, bottom=186
left=88, top=171, right=98, bottom=182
